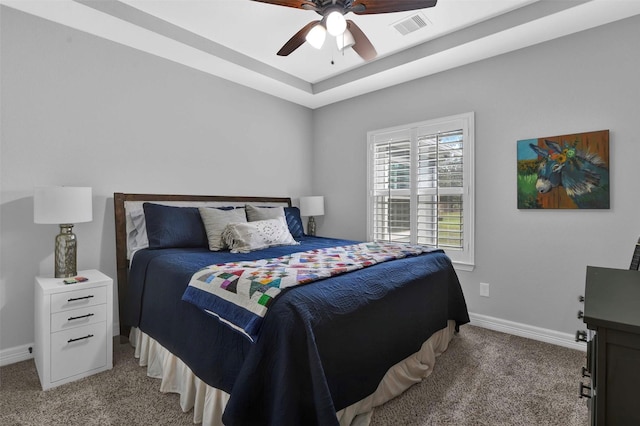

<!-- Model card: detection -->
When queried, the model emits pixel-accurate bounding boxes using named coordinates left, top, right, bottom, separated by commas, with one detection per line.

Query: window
left=367, top=113, right=474, bottom=270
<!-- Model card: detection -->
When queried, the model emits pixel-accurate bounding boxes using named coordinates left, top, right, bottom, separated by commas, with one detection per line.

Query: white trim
left=452, top=261, right=474, bottom=272
left=469, top=312, right=587, bottom=352
left=0, top=343, right=34, bottom=367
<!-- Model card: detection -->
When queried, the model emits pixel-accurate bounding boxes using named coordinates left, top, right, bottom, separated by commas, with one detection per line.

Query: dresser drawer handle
left=67, top=295, right=94, bottom=302
left=579, top=381, right=592, bottom=398
left=575, top=330, right=588, bottom=342
left=67, top=334, right=94, bottom=343
left=68, top=313, right=94, bottom=321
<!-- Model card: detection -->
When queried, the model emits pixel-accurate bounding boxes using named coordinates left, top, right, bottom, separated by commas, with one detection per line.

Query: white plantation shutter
left=371, top=130, right=412, bottom=243
left=416, top=129, right=464, bottom=249
left=367, top=113, right=474, bottom=269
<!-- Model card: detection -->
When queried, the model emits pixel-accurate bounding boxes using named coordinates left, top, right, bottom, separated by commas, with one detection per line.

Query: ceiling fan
left=251, top=0, right=438, bottom=61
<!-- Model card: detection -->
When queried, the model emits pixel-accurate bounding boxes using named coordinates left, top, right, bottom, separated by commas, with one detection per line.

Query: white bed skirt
left=130, top=320, right=457, bottom=426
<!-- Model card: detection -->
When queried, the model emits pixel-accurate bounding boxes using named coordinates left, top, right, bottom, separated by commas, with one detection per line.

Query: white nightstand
left=34, top=269, right=113, bottom=390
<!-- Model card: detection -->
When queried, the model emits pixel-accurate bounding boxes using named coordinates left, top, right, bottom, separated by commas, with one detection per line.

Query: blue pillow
left=143, top=203, right=208, bottom=249
left=284, top=207, right=305, bottom=238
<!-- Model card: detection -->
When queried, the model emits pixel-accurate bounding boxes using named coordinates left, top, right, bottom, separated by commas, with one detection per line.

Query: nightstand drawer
left=50, top=304, right=107, bottom=333
left=50, top=286, right=107, bottom=313
left=50, top=322, right=107, bottom=383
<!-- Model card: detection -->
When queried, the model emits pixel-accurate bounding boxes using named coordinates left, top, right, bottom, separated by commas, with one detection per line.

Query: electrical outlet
left=480, top=282, right=490, bottom=297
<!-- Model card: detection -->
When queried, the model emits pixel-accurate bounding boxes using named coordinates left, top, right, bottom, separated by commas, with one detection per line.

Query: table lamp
left=299, top=196, right=324, bottom=236
left=34, top=186, right=93, bottom=278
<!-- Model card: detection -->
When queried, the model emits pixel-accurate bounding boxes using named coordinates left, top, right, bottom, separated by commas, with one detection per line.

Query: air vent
left=392, top=13, right=429, bottom=36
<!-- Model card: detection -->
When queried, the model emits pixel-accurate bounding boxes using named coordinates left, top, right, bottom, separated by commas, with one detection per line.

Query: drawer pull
left=575, top=330, right=588, bottom=342
left=68, top=313, right=94, bottom=321
left=67, top=295, right=94, bottom=302
left=579, top=382, right=592, bottom=398
left=67, top=334, right=94, bottom=343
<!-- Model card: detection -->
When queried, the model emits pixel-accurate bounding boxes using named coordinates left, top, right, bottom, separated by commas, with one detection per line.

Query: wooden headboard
left=113, top=193, right=292, bottom=338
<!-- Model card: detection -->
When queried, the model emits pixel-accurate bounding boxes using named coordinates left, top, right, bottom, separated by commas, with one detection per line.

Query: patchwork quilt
left=182, top=241, right=432, bottom=340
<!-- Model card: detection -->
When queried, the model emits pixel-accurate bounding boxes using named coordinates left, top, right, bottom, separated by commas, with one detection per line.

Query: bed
left=114, top=192, right=469, bottom=426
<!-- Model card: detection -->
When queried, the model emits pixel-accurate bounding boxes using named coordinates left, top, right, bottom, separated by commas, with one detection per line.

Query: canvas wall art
left=517, top=130, right=610, bottom=209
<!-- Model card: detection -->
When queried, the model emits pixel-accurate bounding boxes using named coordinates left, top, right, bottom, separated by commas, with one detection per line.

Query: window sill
left=453, top=261, right=475, bottom=272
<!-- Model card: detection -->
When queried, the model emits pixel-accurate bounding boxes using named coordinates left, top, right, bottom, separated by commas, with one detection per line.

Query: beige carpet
left=0, top=325, right=589, bottom=425
left=370, top=325, right=589, bottom=426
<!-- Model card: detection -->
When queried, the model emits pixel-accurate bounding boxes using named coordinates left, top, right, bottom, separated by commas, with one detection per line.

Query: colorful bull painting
left=517, top=130, right=609, bottom=209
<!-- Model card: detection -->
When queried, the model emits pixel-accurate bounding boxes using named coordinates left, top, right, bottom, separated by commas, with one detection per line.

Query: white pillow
left=199, top=207, right=247, bottom=251
left=125, top=207, right=148, bottom=258
left=222, top=218, right=299, bottom=253
left=245, top=204, right=285, bottom=222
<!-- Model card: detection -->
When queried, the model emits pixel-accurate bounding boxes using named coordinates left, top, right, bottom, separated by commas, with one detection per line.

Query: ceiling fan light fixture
left=326, top=10, right=346, bottom=36
left=261, top=0, right=437, bottom=61
left=305, top=24, right=326, bottom=49
left=336, top=29, right=355, bottom=51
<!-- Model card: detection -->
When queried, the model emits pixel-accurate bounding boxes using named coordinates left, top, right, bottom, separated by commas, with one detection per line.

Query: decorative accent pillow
left=284, top=207, right=304, bottom=238
left=222, top=218, right=299, bottom=253
left=125, top=207, right=148, bottom=258
left=143, top=203, right=208, bottom=249
left=199, top=207, right=247, bottom=251
left=245, top=205, right=305, bottom=238
left=245, top=204, right=285, bottom=222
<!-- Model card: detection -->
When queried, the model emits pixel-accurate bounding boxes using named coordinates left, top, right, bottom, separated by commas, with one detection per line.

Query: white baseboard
left=0, top=343, right=34, bottom=367
left=469, top=312, right=587, bottom=352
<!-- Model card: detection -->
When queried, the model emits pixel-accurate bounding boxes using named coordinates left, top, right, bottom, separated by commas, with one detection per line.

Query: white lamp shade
left=299, top=196, right=325, bottom=217
left=305, top=24, right=326, bottom=49
left=34, top=186, right=93, bottom=224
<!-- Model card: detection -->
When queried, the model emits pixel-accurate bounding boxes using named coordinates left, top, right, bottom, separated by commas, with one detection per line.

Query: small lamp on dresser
left=34, top=186, right=93, bottom=278
left=299, top=196, right=324, bottom=236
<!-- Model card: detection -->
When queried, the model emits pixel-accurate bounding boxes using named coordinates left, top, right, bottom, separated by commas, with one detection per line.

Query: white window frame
left=367, top=112, right=475, bottom=271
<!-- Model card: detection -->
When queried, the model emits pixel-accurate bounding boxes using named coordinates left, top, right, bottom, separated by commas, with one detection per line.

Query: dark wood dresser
left=579, top=266, right=640, bottom=425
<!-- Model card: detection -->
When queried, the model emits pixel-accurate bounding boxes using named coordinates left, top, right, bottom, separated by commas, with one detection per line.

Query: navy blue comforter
left=125, top=236, right=469, bottom=425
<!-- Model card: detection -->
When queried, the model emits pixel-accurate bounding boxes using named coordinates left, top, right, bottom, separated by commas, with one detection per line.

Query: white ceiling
left=3, top=0, right=640, bottom=108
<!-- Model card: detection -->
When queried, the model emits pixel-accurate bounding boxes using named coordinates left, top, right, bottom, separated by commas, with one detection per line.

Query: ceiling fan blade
left=251, top=0, right=316, bottom=10
left=346, top=20, right=377, bottom=61
left=351, top=0, right=437, bottom=15
left=277, top=20, right=321, bottom=56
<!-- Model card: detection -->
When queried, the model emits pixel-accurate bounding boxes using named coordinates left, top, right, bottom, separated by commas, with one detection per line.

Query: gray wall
left=0, top=8, right=314, bottom=352
left=312, top=15, right=640, bottom=336
left=2, top=6, right=639, bottom=356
